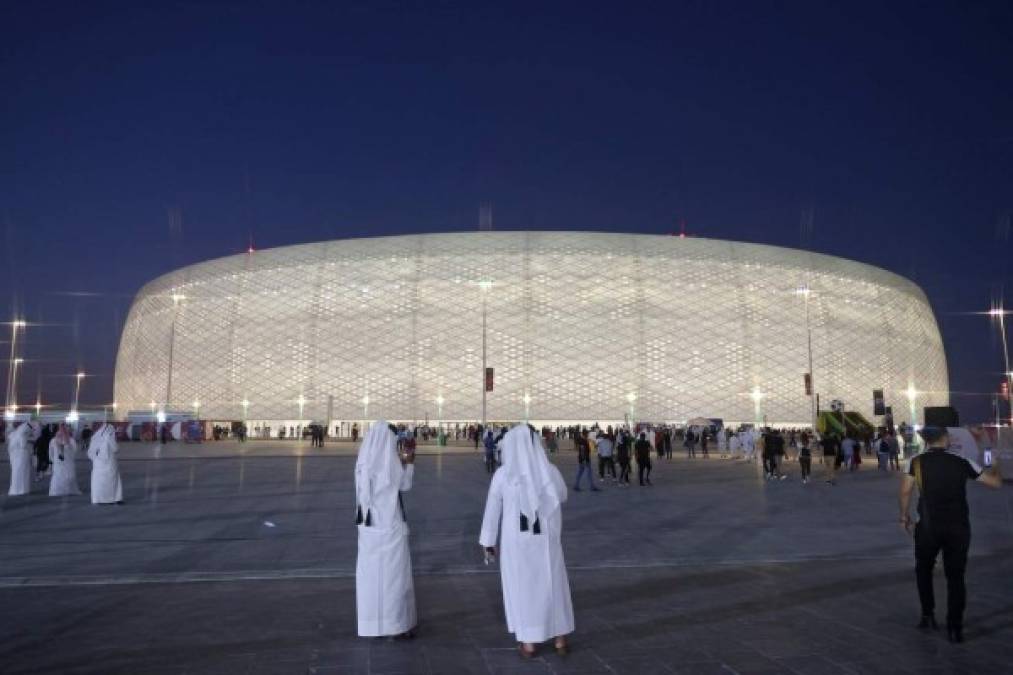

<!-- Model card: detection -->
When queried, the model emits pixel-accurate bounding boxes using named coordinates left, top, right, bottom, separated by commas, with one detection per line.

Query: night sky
left=2, top=2, right=1011, bottom=421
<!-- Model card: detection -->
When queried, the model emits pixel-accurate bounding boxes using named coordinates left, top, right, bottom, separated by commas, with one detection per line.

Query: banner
left=139, top=422, right=157, bottom=442
left=182, top=420, right=204, bottom=443
left=485, top=367, right=494, bottom=392
left=804, top=373, right=812, bottom=396
left=873, top=389, right=885, bottom=416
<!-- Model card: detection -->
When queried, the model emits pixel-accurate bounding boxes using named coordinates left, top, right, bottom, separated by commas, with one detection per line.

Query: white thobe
left=88, top=439, right=123, bottom=504
left=742, top=433, right=755, bottom=459
left=356, top=464, right=416, bottom=636
left=7, top=434, right=33, bottom=496
left=49, top=439, right=82, bottom=496
left=479, top=467, right=575, bottom=644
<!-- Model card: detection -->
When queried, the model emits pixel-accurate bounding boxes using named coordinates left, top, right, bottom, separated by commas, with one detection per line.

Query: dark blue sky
left=2, top=1, right=1011, bottom=421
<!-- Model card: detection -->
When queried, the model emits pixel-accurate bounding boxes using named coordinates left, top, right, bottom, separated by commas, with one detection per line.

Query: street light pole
left=73, top=372, right=85, bottom=414
left=482, top=287, right=488, bottom=431
left=805, top=292, right=817, bottom=432
left=165, top=293, right=186, bottom=413
left=997, top=309, right=1012, bottom=426
left=797, top=285, right=817, bottom=432
left=478, top=281, right=493, bottom=431
left=5, top=320, right=26, bottom=418
left=8, top=358, right=24, bottom=417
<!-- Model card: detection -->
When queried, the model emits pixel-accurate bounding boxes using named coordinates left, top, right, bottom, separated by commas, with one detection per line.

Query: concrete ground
left=2, top=441, right=1012, bottom=675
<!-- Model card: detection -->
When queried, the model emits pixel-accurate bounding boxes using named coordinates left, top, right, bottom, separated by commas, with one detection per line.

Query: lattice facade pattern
left=114, top=232, right=948, bottom=426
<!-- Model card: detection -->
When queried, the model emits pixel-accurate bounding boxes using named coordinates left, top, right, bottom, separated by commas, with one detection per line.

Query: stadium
left=113, top=232, right=948, bottom=429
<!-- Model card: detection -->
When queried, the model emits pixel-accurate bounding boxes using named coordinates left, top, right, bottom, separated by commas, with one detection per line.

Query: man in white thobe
left=88, top=424, right=123, bottom=504
left=742, top=429, right=756, bottom=462
left=728, top=432, right=741, bottom=459
left=480, top=424, right=575, bottom=658
left=354, top=420, right=417, bottom=638
left=6, top=421, right=35, bottom=496
left=49, top=423, right=82, bottom=496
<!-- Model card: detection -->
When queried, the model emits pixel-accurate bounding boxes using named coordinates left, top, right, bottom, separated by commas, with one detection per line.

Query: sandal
left=518, top=644, right=536, bottom=659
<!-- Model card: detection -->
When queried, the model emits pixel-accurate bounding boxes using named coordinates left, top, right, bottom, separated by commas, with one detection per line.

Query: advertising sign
left=183, top=420, right=204, bottom=443
left=873, top=389, right=885, bottom=416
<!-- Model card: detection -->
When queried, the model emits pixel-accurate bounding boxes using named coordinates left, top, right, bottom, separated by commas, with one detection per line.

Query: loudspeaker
left=924, top=406, right=959, bottom=428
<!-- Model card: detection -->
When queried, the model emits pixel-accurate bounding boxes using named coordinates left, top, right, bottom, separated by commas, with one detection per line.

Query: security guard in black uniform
left=898, top=426, right=1003, bottom=643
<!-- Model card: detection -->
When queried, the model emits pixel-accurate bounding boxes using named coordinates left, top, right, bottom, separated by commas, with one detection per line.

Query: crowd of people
left=5, top=413, right=1005, bottom=654
left=6, top=421, right=124, bottom=503
left=354, top=418, right=1004, bottom=657
left=469, top=420, right=912, bottom=491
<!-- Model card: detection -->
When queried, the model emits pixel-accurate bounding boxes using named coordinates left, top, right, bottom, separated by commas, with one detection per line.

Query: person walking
left=573, top=430, right=599, bottom=491
left=899, top=426, right=1003, bottom=643
left=822, top=433, right=839, bottom=485
left=886, top=430, right=901, bottom=471
left=596, top=432, right=616, bottom=482
left=728, top=431, right=741, bottom=460
left=34, top=424, right=53, bottom=479
left=685, top=429, right=696, bottom=459
left=616, top=430, right=632, bottom=485
left=841, top=434, right=857, bottom=472
left=634, top=432, right=652, bottom=486
left=545, top=430, right=559, bottom=454
left=761, top=429, right=776, bottom=479
left=876, top=431, right=889, bottom=470
left=742, top=428, right=756, bottom=462
left=484, top=429, right=498, bottom=473
left=798, top=433, right=812, bottom=484
left=480, top=425, right=574, bottom=658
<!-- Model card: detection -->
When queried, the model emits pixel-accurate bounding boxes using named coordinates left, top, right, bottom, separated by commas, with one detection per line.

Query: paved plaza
left=2, top=440, right=1012, bottom=674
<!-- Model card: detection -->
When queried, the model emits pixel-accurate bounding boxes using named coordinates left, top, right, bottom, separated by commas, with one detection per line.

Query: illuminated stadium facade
left=113, top=232, right=948, bottom=427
